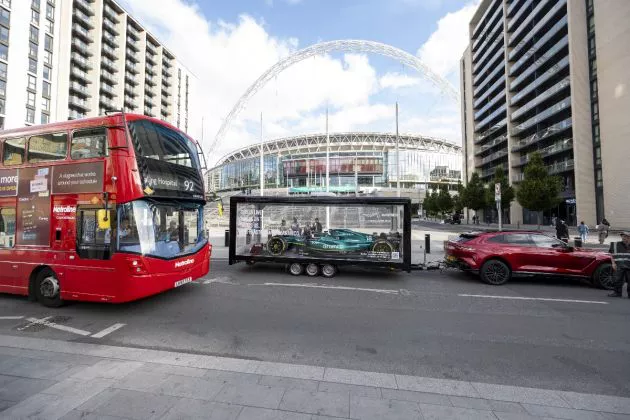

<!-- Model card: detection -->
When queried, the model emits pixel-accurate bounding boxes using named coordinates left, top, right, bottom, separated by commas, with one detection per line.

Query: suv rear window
left=455, top=233, right=479, bottom=243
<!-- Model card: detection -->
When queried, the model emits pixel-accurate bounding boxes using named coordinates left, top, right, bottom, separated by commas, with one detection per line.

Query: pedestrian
left=290, top=218, right=300, bottom=234
left=597, top=219, right=610, bottom=244
left=578, top=221, right=589, bottom=244
left=608, top=231, right=630, bottom=298
left=314, top=218, right=322, bottom=233
left=558, top=220, right=569, bottom=243
left=555, top=218, right=564, bottom=240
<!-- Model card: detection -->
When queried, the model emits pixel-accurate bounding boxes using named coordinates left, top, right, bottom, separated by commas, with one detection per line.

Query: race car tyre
left=288, top=263, right=303, bottom=276
left=480, top=259, right=511, bottom=286
left=267, top=236, right=287, bottom=256
left=321, top=264, right=337, bottom=278
left=305, top=263, right=319, bottom=277
left=35, top=268, right=64, bottom=308
left=371, top=240, right=394, bottom=254
left=591, top=262, right=614, bottom=289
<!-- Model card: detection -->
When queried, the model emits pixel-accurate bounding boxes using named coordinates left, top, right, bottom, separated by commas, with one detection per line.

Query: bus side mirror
left=97, top=209, right=111, bottom=230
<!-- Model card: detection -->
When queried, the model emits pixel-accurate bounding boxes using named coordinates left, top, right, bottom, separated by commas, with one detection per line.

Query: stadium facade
left=206, top=132, right=462, bottom=202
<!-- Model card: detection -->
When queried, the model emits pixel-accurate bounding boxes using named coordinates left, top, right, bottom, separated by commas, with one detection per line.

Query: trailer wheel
left=321, top=264, right=337, bottom=278
left=288, top=263, right=303, bottom=276
left=267, top=236, right=287, bottom=256
left=35, top=268, right=64, bottom=308
left=305, top=263, right=319, bottom=277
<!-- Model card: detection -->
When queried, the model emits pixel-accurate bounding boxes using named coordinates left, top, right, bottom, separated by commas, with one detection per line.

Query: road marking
left=203, top=276, right=234, bottom=285
left=22, top=317, right=92, bottom=336
left=252, top=282, right=401, bottom=295
left=91, top=323, right=126, bottom=338
left=458, top=294, right=609, bottom=304
left=0, top=316, right=24, bottom=320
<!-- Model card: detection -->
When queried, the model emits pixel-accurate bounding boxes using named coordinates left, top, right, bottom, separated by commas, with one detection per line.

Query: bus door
left=64, top=206, right=117, bottom=299
left=0, top=207, right=17, bottom=291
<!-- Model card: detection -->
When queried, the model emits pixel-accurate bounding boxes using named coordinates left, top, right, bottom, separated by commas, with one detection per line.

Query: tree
left=423, top=190, right=439, bottom=218
left=516, top=152, right=563, bottom=228
left=484, top=167, right=515, bottom=222
left=462, top=173, right=487, bottom=222
left=436, top=184, right=454, bottom=217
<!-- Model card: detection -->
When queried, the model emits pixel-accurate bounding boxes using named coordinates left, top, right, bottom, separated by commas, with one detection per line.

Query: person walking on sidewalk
left=556, top=220, right=569, bottom=243
left=597, top=218, right=610, bottom=244
left=578, top=221, right=589, bottom=244
left=608, top=231, right=630, bottom=298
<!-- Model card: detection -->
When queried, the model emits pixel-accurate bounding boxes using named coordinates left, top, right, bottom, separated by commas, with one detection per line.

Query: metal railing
left=511, top=118, right=572, bottom=152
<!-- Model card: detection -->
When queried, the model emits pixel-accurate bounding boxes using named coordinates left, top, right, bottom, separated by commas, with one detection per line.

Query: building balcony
left=145, top=97, right=154, bottom=107
left=146, top=76, right=157, bottom=87
left=161, top=86, right=171, bottom=97
left=70, top=65, right=91, bottom=83
left=69, top=110, right=87, bottom=120
left=103, top=4, right=120, bottom=23
left=512, top=139, right=573, bottom=168
left=69, top=81, right=91, bottom=98
left=145, top=87, right=155, bottom=98
left=510, top=56, right=570, bottom=105
left=71, top=52, right=93, bottom=70
left=127, top=25, right=141, bottom=40
left=100, top=83, right=116, bottom=97
left=509, top=0, right=568, bottom=61
left=71, top=38, right=93, bottom=56
left=474, top=118, right=507, bottom=144
left=100, top=69, right=118, bottom=84
left=510, top=17, right=568, bottom=77
left=101, top=43, right=116, bottom=59
left=74, top=0, right=95, bottom=16
left=511, top=77, right=570, bottom=122
left=144, top=108, right=154, bottom=117
left=103, top=18, right=119, bottom=36
left=476, top=105, right=506, bottom=131
left=473, top=55, right=504, bottom=96
left=124, top=97, right=136, bottom=110
left=69, top=95, right=90, bottom=112
left=549, top=159, right=574, bottom=175
left=510, top=36, right=569, bottom=92
left=99, top=96, right=115, bottom=110
left=73, top=9, right=94, bottom=29
left=476, top=149, right=508, bottom=168
left=125, top=61, right=139, bottom=74
left=126, top=49, right=139, bottom=62
left=511, top=97, right=571, bottom=137
left=125, top=72, right=139, bottom=86
left=472, top=0, right=501, bottom=41
left=474, top=133, right=507, bottom=156
left=146, top=64, right=156, bottom=75
left=511, top=118, right=573, bottom=152
left=161, top=96, right=170, bottom=107
left=145, top=53, right=156, bottom=65
left=507, top=0, right=535, bottom=33
left=146, top=43, right=157, bottom=54
left=162, top=58, right=173, bottom=68
left=102, top=32, right=118, bottom=48
left=509, top=0, right=560, bottom=48
left=162, top=77, right=172, bottom=88
left=72, top=23, right=93, bottom=43
left=127, top=38, right=140, bottom=51
left=474, top=88, right=505, bottom=121
left=100, top=56, right=117, bottom=73
left=481, top=163, right=508, bottom=180
left=125, top=84, right=137, bottom=97
left=473, top=75, right=505, bottom=109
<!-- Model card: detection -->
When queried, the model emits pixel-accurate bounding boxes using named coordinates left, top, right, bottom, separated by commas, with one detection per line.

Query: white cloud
left=417, top=1, right=480, bottom=77
left=118, top=0, right=472, bottom=164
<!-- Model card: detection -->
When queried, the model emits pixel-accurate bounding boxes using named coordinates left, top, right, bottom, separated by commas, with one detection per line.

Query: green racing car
left=265, top=228, right=400, bottom=259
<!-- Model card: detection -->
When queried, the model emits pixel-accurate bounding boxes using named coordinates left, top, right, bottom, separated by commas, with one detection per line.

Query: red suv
left=444, top=231, right=613, bottom=288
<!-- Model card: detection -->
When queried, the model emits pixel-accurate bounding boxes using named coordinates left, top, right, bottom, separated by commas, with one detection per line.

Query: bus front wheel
left=35, top=268, right=64, bottom=308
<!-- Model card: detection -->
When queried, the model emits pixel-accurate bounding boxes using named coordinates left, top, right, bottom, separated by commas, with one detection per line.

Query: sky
left=117, top=0, right=480, bottom=165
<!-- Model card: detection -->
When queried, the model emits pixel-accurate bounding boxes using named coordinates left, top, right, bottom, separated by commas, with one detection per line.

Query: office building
left=460, top=0, right=630, bottom=227
left=0, top=0, right=192, bottom=132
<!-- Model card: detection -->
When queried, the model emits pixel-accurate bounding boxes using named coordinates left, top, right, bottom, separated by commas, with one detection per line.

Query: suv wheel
left=591, top=263, right=614, bottom=289
left=480, top=259, right=511, bottom=285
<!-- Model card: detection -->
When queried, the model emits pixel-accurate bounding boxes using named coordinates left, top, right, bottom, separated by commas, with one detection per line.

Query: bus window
left=71, top=128, right=107, bottom=160
left=77, top=207, right=113, bottom=260
left=28, top=132, right=68, bottom=163
left=0, top=207, right=16, bottom=248
left=3, top=138, right=26, bottom=166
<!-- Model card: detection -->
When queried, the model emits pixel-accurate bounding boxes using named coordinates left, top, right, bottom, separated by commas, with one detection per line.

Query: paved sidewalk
left=1, top=335, right=629, bottom=419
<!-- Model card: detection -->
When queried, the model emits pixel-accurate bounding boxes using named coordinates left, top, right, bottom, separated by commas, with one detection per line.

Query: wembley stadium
left=206, top=132, right=462, bottom=203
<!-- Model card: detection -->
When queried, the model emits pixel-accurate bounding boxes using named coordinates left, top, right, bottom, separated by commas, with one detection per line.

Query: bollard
left=425, top=233, right=431, bottom=254
left=224, top=230, right=230, bottom=247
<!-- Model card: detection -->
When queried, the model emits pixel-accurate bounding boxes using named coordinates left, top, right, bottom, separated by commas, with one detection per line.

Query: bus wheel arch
left=29, top=266, right=64, bottom=307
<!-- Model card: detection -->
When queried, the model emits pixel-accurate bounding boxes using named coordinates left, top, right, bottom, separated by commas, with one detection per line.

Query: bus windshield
left=117, top=200, right=206, bottom=259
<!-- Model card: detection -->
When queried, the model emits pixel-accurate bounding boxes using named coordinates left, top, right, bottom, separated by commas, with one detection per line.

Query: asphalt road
left=1, top=259, right=629, bottom=397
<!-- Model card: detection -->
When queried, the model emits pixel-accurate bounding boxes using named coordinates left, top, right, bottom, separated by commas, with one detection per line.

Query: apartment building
left=0, top=0, right=192, bottom=133
left=460, top=0, right=630, bottom=228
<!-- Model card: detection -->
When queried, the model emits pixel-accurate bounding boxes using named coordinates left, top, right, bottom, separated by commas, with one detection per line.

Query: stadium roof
left=218, top=132, right=461, bottom=165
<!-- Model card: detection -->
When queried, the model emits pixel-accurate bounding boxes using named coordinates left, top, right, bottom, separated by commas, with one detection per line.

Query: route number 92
left=183, top=180, right=195, bottom=191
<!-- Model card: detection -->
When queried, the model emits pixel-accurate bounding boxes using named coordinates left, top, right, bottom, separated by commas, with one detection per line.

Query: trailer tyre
left=288, top=263, right=303, bottom=276
left=267, top=236, right=287, bottom=256
left=321, top=264, right=337, bottom=278
left=35, top=268, right=64, bottom=308
left=305, top=263, right=319, bottom=277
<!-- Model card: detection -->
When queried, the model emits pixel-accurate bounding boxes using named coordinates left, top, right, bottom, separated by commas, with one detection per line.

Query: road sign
left=495, top=183, right=501, bottom=202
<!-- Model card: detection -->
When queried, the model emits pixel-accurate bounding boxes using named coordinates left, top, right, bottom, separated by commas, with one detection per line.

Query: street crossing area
left=0, top=313, right=126, bottom=340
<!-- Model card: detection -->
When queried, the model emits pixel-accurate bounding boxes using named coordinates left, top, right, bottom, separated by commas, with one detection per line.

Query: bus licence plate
left=174, top=277, right=193, bottom=287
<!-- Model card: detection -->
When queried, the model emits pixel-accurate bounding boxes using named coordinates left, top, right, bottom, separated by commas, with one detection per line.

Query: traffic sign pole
left=495, top=183, right=502, bottom=231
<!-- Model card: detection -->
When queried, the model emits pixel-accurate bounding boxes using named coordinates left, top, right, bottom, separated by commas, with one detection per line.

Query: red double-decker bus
left=0, top=113, right=211, bottom=307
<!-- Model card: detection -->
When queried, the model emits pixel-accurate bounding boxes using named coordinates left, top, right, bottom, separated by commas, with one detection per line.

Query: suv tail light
left=126, top=258, right=148, bottom=275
